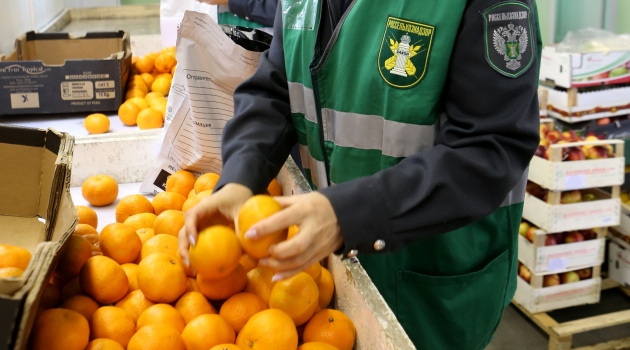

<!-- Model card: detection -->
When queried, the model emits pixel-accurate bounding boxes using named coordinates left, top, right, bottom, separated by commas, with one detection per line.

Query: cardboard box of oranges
left=0, top=125, right=78, bottom=350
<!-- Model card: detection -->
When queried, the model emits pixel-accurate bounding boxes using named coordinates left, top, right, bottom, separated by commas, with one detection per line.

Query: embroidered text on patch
left=378, top=17, right=435, bottom=88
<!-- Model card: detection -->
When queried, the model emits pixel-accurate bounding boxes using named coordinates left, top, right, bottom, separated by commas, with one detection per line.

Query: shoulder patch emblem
left=378, top=16, right=435, bottom=88
left=482, top=1, right=535, bottom=78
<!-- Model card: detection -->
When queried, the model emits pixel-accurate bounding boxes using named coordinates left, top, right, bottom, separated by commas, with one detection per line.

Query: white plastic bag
left=160, top=0, right=217, bottom=47
left=140, top=11, right=271, bottom=194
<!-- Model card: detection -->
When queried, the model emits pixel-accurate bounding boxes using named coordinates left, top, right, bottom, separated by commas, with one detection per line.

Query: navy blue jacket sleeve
left=228, top=0, right=278, bottom=27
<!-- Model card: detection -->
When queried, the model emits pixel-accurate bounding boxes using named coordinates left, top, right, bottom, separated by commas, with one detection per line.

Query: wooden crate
left=528, top=139, right=624, bottom=191
left=513, top=272, right=601, bottom=314
left=523, top=188, right=621, bottom=233
left=518, top=228, right=606, bottom=274
left=540, top=85, right=630, bottom=123
left=512, top=279, right=630, bottom=350
left=613, top=202, right=630, bottom=237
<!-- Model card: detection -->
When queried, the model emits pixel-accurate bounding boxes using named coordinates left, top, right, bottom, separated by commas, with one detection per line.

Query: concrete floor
left=48, top=8, right=630, bottom=350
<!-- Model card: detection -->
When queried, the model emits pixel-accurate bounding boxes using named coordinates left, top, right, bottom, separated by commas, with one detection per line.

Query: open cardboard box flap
left=1, top=31, right=130, bottom=66
left=0, top=125, right=76, bottom=294
left=0, top=125, right=76, bottom=350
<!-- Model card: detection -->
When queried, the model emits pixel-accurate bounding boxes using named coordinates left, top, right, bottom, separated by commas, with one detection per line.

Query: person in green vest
left=180, top=0, right=542, bottom=348
left=197, top=0, right=277, bottom=29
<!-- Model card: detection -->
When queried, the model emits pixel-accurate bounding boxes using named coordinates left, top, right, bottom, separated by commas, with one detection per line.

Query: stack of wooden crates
left=513, top=120, right=625, bottom=313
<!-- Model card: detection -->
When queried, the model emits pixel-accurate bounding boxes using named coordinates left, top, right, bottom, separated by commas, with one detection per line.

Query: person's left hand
left=196, top=0, right=228, bottom=5
left=245, top=191, right=343, bottom=281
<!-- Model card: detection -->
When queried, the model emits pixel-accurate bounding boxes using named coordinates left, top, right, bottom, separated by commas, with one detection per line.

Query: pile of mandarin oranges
left=83, top=47, right=178, bottom=135
left=20, top=169, right=356, bottom=350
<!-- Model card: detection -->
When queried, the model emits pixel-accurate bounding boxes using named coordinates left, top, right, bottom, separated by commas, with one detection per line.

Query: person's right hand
left=178, top=183, right=253, bottom=268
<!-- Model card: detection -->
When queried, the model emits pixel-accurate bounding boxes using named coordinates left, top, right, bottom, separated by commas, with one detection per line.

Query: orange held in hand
left=82, top=174, right=119, bottom=207
left=189, top=225, right=242, bottom=279
left=237, top=195, right=288, bottom=259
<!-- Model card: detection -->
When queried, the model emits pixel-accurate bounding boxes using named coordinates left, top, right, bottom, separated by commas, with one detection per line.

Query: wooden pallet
left=512, top=279, right=630, bottom=350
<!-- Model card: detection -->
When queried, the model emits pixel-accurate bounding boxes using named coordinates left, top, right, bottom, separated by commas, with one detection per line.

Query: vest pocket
left=395, top=249, right=509, bottom=350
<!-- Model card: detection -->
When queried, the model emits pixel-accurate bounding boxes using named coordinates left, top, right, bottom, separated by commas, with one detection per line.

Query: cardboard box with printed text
left=0, top=31, right=132, bottom=116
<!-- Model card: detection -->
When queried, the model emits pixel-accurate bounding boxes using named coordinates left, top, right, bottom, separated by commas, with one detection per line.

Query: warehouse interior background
left=2, top=0, right=630, bottom=56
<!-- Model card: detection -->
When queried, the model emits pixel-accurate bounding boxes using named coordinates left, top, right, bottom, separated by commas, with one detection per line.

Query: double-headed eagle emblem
left=493, top=23, right=528, bottom=71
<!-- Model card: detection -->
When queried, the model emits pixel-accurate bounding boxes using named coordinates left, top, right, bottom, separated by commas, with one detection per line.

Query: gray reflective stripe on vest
left=299, top=144, right=329, bottom=188
left=501, top=168, right=528, bottom=207
left=288, top=82, right=317, bottom=121
left=289, top=82, right=436, bottom=158
left=322, top=109, right=436, bottom=158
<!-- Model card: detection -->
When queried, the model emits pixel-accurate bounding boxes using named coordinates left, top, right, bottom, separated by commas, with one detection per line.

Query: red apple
left=543, top=274, right=561, bottom=287
left=540, top=124, right=549, bottom=135
left=590, top=71, right=610, bottom=80
left=561, top=190, right=582, bottom=204
left=565, top=147, right=586, bottom=161
left=564, top=231, right=585, bottom=243
left=545, top=130, right=562, bottom=144
left=534, top=145, right=547, bottom=159
left=561, top=130, right=580, bottom=142
left=526, top=227, right=536, bottom=243
left=560, top=271, right=580, bottom=284
left=526, top=182, right=548, bottom=201
left=585, top=146, right=609, bottom=159
left=584, top=135, right=600, bottom=142
left=579, top=229, right=596, bottom=240
left=545, top=234, right=558, bottom=246
left=519, top=222, right=530, bottom=237
left=596, top=117, right=611, bottom=126
left=576, top=267, right=592, bottom=279
left=519, top=264, right=532, bottom=283
left=554, top=232, right=565, bottom=243
left=539, top=138, right=550, bottom=148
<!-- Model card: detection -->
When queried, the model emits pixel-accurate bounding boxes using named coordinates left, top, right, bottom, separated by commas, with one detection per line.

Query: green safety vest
left=217, top=5, right=266, bottom=28
left=282, top=0, right=536, bottom=348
